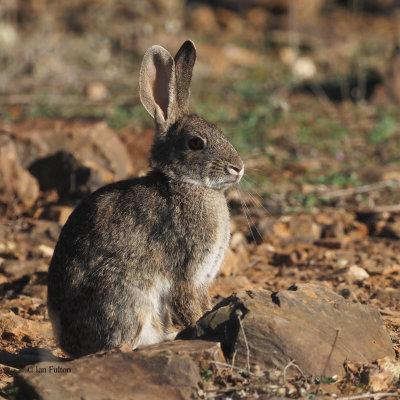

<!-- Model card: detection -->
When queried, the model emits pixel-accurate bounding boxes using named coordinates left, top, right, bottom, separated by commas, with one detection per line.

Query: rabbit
left=47, top=40, right=244, bottom=358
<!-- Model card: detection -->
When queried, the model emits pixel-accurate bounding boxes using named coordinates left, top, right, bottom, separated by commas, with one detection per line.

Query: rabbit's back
left=49, top=173, right=170, bottom=287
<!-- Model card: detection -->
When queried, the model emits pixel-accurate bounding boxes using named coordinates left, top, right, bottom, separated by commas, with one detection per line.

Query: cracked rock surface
left=183, top=285, right=395, bottom=376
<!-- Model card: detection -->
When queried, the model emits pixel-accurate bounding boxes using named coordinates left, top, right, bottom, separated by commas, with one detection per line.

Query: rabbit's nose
left=227, top=165, right=244, bottom=182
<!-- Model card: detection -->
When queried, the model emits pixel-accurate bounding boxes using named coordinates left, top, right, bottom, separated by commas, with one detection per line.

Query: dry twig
left=209, top=361, right=257, bottom=377
left=380, top=309, right=400, bottom=317
left=322, top=328, right=340, bottom=377
left=230, top=349, right=237, bottom=372
left=283, top=359, right=306, bottom=382
left=337, top=392, right=400, bottom=400
left=318, top=180, right=400, bottom=200
left=204, top=384, right=269, bottom=394
left=373, top=204, right=400, bottom=213
left=236, top=309, right=250, bottom=372
left=316, top=328, right=341, bottom=396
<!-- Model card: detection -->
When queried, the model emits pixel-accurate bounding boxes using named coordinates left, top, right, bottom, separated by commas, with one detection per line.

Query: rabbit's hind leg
left=132, top=279, right=172, bottom=347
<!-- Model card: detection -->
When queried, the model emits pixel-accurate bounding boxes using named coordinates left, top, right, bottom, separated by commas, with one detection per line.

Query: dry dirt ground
left=1, top=172, right=400, bottom=399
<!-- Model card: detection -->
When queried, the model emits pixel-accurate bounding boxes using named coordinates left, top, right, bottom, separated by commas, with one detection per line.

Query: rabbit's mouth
left=205, top=170, right=244, bottom=190
left=163, top=165, right=244, bottom=190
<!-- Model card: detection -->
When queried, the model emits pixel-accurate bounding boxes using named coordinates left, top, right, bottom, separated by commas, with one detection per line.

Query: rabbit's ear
left=174, top=40, right=196, bottom=114
left=140, top=45, right=178, bottom=131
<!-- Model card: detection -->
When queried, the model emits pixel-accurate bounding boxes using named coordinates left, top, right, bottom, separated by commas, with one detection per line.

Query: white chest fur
left=194, top=201, right=230, bottom=288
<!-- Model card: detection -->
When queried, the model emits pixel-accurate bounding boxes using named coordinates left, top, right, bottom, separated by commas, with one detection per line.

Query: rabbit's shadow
left=0, top=347, right=70, bottom=369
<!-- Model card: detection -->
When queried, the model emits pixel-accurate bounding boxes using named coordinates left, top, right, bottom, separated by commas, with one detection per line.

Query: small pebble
left=347, top=265, right=370, bottom=282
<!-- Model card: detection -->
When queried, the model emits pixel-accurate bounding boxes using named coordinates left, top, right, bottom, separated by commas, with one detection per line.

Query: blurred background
left=2, top=4, right=400, bottom=395
left=1, top=0, right=400, bottom=215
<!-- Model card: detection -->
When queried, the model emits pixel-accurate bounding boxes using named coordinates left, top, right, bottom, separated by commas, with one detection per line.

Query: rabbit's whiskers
left=235, top=187, right=263, bottom=244
left=240, top=177, right=272, bottom=217
left=244, top=166, right=265, bottom=174
left=242, top=173, right=266, bottom=190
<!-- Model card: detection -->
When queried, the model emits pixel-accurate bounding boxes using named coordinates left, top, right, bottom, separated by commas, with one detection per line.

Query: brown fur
left=47, top=41, right=244, bottom=357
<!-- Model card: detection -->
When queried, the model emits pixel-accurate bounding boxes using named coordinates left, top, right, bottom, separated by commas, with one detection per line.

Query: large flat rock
left=15, top=340, right=224, bottom=400
left=182, top=284, right=395, bottom=376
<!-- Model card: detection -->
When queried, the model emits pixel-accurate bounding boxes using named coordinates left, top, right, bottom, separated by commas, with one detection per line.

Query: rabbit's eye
left=188, top=137, right=205, bottom=151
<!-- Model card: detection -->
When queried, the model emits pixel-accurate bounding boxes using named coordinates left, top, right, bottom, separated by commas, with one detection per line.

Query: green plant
left=367, top=116, right=397, bottom=144
left=200, top=368, right=213, bottom=382
left=305, top=171, right=361, bottom=187
left=315, top=375, right=337, bottom=384
left=7, top=385, right=20, bottom=400
left=107, top=105, right=134, bottom=131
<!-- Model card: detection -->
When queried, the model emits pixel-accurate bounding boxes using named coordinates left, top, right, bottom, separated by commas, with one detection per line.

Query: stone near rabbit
left=47, top=40, right=244, bottom=357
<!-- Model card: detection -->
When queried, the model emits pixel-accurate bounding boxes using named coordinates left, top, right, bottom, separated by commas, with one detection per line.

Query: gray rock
left=137, top=338, right=225, bottom=371
left=183, top=284, right=395, bottom=376
left=5, top=119, right=134, bottom=199
left=15, top=340, right=224, bottom=400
